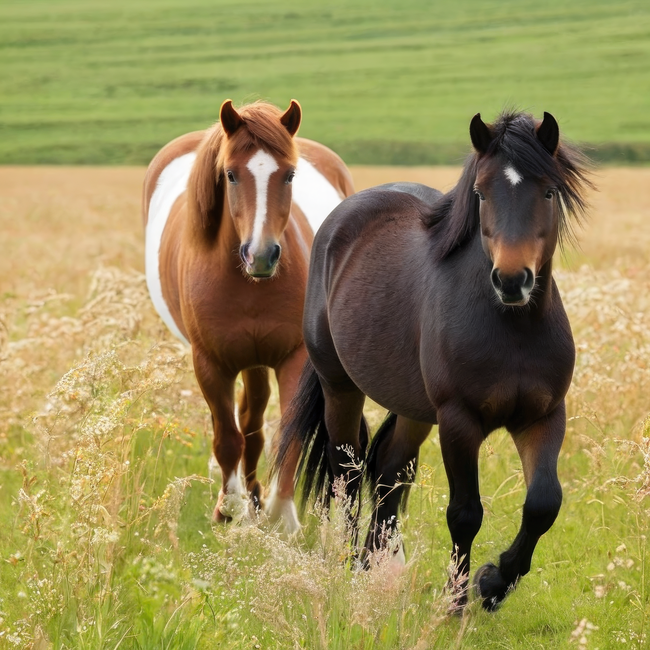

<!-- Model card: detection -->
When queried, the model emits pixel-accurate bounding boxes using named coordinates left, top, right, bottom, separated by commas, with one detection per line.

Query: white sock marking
left=246, top=149, right=279, bottom=251
left=504, top=165, right=523, bottom=186
left=219, top=470, right=249, bottom=521
left=146, top=153, right=196, bottom=345
left=264, top=477, right=301, bottom=535
left=292, top=157, right=345, bottom=233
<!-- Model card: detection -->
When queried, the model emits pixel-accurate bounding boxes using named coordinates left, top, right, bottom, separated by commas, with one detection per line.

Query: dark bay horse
left=142, top=99, right=354, bottom=530
left=274, top=110, right=591, bottom=610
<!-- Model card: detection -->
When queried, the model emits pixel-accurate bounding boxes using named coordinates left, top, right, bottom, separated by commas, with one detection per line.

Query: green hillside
left=1, top=0, right=649, bottom=164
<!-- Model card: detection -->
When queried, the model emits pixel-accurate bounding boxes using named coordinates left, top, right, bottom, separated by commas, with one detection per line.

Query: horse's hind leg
left=238, top=367, right=271, bottom=510
left=265, top=345, right=308, bottom=533
left=364, top=415, right=431, bottom=566
left=474, top=403, right=566, bottom=611
left=322, top=379, right=367, bottom=503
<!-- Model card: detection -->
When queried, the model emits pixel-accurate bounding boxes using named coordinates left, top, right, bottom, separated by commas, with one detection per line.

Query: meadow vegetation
left=1, top=0, right=650, bottom=165
left=0, top=166, right=649, bottom=648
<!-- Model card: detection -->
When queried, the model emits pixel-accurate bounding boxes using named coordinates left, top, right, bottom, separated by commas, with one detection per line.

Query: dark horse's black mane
left=423, top=110, right=593, bottom=260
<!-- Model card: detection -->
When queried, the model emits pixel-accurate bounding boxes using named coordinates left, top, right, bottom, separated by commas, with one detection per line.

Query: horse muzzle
left=240, top=242, right=282, bottom=279
left=490, top=267, right=535, bottom=306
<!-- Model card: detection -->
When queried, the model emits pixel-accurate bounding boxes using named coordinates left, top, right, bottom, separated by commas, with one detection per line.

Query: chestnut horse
left=142, top=99, right=354, bottom=530
left=274, top=111, right=592, bottom=610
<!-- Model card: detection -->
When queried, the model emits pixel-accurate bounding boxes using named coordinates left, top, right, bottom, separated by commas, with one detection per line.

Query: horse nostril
left=491, top=268, right=503, bottom=291
left=240, top=242, right=252, bottom=266
left=523, top=267, right=535, bottom=291
left=269, top=244, right=282, bottom=267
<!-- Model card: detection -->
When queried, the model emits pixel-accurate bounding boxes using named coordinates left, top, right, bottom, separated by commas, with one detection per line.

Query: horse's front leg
left=192, top=351, right=247, bottom=522
left=474, top=402, right=565, bottom=611
left=238, top=367, right=271, bottom=512
left=438, top=406, right=484, bottom=611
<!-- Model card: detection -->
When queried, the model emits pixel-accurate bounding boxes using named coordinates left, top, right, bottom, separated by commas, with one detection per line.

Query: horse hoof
left=264, top=480, right=301, bottom=535
left=473, top=563, right=508, bottom=611
left=213, top=488, right=248, bottom=523
left=212, top=504, right=232, bottom=524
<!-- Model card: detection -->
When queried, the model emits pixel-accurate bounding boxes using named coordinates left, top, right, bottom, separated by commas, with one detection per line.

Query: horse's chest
left=475, top=374, right=555, bottom=432
left=437, top=324, right=573, bottom=433
left=184, top=281, right=303, bottom=369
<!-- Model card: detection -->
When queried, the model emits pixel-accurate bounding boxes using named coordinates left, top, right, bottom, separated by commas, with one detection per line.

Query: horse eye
left=545, top=188, right=556, bottom=200
left=474, top=190, right=485, bottom=201
left=226, top=170, right=236, bottom=184
left=286, top=171, right=295, bottom=184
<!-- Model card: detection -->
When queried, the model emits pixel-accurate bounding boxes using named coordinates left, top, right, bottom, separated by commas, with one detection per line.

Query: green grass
left=1, top=263, right=649, bottom=648
left=1, top=0, right=650, bottom=164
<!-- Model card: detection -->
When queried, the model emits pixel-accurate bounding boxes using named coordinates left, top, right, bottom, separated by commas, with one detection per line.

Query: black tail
left=273, top=358, right=369, bottom=511
left=364, top=412, right=417, bottom=515
left=273, top=358, right=330, bottom=510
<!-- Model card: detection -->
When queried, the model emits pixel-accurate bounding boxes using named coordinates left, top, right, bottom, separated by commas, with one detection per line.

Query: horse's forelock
left=490, top=112, right=593, bottom=244
left=426, top=110, right=593, bottom=257
left=219, top=101, right=298, bottom=167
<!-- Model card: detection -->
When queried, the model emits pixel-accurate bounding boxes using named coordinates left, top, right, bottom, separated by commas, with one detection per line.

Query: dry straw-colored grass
left=0, top=166, right=649, bottom=648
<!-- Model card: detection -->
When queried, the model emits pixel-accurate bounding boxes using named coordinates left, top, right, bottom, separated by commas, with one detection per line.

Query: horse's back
left=142, top=131, right=205, bottom=227
left=293, top=137, right=355, bottom=234
left=142, top=131, right=205, bottom=344
left=379, top=182, right=443, bottom=208
left=314, top=185, right=431, bottom=260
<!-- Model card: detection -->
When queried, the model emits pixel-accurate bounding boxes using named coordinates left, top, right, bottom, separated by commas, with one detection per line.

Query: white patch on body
left=246, top=149, right=279, bottom=252
left=264, top=477, right=301, bottom=535
left=504, top=165, right=523, bottom=186
left=145, top=152, right=196, bottom=345
left=292, top=157, right=345, bottom=233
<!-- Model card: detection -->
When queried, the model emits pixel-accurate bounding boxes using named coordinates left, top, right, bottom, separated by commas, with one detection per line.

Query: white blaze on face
left=246, top=149, right=280, bottom=252
left=504, top=165, right=523, bottom=186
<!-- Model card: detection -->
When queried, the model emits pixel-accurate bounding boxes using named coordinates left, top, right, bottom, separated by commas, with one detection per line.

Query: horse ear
left=280, top=99, right=302, bottom=137
left=188, top=128, right=224, bottom=234
left=470, top=113, right=493, bottom=154
left=536, top=111, right=560, bottom=155
left=220, top=99, right=244, bottom=137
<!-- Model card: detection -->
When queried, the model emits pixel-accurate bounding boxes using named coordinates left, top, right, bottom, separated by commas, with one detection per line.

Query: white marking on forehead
left=246, top=149, right=279, bottom=250
left=504, top=165, right=523, bottom=186
left=146, top=152, right=195, bottom=345
left=292, top=157, right=345, bottom=233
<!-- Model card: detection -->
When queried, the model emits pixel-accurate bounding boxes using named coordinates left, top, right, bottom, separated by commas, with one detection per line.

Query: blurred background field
left=1, top=0, right=650, bottom=165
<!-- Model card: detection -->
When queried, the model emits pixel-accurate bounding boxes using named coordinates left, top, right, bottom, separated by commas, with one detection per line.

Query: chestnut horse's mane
left=423, top=110, right=594, bottom=260
left=189, top=101, right=299, bottom=234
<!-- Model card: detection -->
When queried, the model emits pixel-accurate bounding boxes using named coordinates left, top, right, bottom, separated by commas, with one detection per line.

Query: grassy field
left=0, top=165, right=649, bottom=649
left=1, top=0, right=650, bottom=165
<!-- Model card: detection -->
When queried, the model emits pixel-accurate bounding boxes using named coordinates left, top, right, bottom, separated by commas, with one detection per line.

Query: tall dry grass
left=0, top=167, right=649, bottom=648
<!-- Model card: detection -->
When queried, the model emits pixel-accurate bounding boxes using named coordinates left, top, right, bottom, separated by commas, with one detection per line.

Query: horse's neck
left=214, top=198, right=241, bottom=254
left=533, top=258, right=556, bottom=312
left=186, top=192, right=240, bottom=257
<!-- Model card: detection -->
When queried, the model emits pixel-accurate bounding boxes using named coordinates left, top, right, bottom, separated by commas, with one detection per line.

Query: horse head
left=470, top=111, right=563, bottom=306
left=189, top=99, right=302, bottom=279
